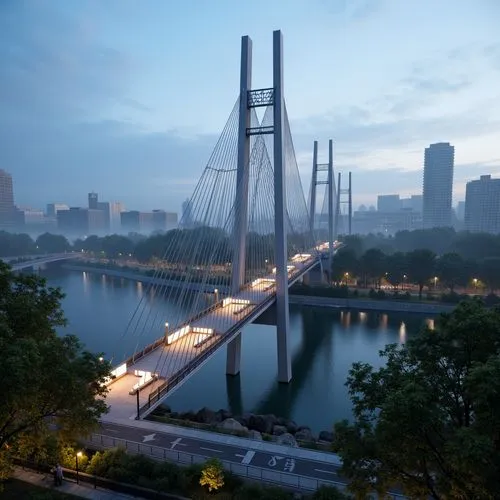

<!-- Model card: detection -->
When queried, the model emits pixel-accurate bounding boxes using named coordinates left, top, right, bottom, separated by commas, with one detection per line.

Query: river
left=42, top=266, right=431, bottom=433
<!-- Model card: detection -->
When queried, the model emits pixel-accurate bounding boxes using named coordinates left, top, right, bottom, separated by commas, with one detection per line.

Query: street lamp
left=76, top=451, right=83, bottom=484
left=403, top=274, right=407, bottom=290
left=434, top=276, right=438, bottom=289
left=473, top=278, right=478, bottom=291
left=214, top=288, right=219, bottom=302
left=344, top=272, right=349, bottom=285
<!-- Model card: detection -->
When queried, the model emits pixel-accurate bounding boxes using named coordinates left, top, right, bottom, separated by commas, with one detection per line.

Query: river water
left=42, top=266, right=431, bottom=433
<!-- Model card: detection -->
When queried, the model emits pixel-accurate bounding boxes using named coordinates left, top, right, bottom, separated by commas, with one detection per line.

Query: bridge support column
left=227, top=34, right=252, bottom=377
left=327, top=139, right=334, bottom=276
left=273, top=30, right=292, bottom=383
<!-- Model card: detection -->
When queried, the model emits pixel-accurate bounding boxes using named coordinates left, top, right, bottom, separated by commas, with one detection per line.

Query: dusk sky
left=1, top=0, right=499, bottom=213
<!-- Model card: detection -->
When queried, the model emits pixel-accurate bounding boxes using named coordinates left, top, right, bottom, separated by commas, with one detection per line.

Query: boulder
left=247, top=414, right=266, bottom=433
left=217, top=418, right=248, bottom=433
left=248, top=430, right=263, bottom=441
left=277, top=433, right=298, bottom=447
left=179, top=410, right=196, bottom=421
left=195, top=407, right=216, bottom=424
left=319, top=430, right=334, bottom=442
left=273, top=425, right=287, bottom=436
left=286, top=420, right=298, bottom=434
left=215, top=409, right=232, bottom=422
left=295, top=427, right=314, bottom=442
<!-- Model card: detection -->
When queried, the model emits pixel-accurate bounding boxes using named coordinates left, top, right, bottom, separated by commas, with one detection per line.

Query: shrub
left=312, top=484, right=349, bottom=499
left=199, top=458, right=224, bottom=492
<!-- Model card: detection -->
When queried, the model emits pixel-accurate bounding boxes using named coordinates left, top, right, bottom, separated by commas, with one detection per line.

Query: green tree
left=331, top=248, right=358, bottom=283
left=385, top=252, right=408, bottom=289
left=312, top=485, right=349, bottom=499
left=359, top=248, right=386, bottom=288
left=435, top=252, right=466, bottom=291
left=479, top=257, right=500, bottom=292
left=36, top=233, right=71, bottom=254
left=199, top=457, right=224, bottom=492
left=332, top=299, right=500, bottom=499
left=0, top=263, right=111, bottom=462
left=407, top=248, right=436, bottom=299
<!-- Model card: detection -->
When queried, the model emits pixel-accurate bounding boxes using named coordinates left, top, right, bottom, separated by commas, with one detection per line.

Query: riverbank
left=289, top=294, right=455, bottom=314
left=62, top=264, right=230, bottom=294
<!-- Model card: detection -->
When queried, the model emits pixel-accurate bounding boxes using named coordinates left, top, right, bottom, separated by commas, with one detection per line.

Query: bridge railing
left=142, top=293, right=278, bottom=416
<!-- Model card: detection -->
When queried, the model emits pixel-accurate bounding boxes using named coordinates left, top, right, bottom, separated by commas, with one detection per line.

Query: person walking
left=55, top=464, right=63, bottom=486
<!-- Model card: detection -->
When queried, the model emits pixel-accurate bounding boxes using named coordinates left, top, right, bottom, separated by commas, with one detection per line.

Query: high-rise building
left=456, top=201, right=465, bottom=221
left=88, top=192, right=99, bottom=209
left=57, top=207, right=108, bottom=236
left=422, top=142, right=455, bottom=229
left=121, top=210, right=178, bottom=234
left=377, top=194, right=400, bottom=212
left=46, top=203, right=69, bottom=217
left=0, top=169, right=15, bottom=228
left=464, top=175, right=500, bottom=234
left=181, top=198, right=193, bottom=228
left=109, top=202, right=125, bottom=232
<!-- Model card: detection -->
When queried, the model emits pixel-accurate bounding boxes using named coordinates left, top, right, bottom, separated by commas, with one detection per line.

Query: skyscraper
left=88, top=192, right=98, bottom=209
left=422, top=142, right=455, bottom=229
left=464, top=175, right=500, bottom=234
left=0, top=169, right=15, bottom=228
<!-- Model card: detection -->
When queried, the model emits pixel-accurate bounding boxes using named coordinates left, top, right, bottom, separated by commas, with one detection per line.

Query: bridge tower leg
left=309, top=141, right=318, bottom=235
left=273, top=30, right=292, bottom=383
left=327, top=139, right=335, bottom=275
left=226, top=35, right=252, bottom=376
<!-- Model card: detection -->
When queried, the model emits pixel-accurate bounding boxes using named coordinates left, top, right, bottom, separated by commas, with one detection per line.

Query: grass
left=1, top=478, right=79, bottom=499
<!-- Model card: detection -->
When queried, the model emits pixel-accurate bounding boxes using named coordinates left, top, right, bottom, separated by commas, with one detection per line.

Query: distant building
left=181, top=198, right=194, bottom=228
left=400, top=195, right=423, bottom=213
left=422, top=142, right=455, bottom=229
left=57, top=207, right=108, bottom=236
left=88, top=192, right=99, bottom=210
left=46, top=203, right=69, bottom=217
left=456, top=201, right=465, bottom=221
left=464, top=175, right=500, bottom=234
left=353, top=209, right=422, bottom=235
left=109, top=202, right=125, bottom=232
left=121, top=210, right=178, bottom=234
left=0, top=169, right=15, bottom=228
left=377, top=194, right=400, bottom=212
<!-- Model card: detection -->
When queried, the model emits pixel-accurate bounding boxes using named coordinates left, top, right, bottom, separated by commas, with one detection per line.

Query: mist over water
left=42, top=266, right=430, bottom=432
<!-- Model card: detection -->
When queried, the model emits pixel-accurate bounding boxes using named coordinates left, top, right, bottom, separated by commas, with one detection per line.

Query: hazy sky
left=1, top=0, right=499, bottom=212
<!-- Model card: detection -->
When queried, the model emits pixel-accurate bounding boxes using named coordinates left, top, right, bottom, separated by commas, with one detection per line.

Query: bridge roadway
left=6, top=253, right=79, bottom=270
left=104, top=244, right=340, bottom=421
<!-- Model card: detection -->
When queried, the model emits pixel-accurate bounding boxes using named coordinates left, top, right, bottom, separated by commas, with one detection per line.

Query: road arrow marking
left=235, top=450, right=255, bottom=465
left=142, top=433, right=156, bottom=443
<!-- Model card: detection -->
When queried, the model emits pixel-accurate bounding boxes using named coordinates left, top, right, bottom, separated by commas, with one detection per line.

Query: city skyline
left=1, top=1, right=499, bottom=211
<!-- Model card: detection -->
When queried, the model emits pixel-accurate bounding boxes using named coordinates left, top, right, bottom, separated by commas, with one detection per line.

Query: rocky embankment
left=151, top=405, right=334, bottom=448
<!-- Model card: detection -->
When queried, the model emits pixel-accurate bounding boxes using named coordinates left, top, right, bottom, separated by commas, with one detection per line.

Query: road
left=98, top=421, right=345, bottom=484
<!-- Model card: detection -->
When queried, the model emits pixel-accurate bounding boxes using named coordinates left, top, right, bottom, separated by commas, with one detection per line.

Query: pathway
left=12, top=467, right=145, bottom=499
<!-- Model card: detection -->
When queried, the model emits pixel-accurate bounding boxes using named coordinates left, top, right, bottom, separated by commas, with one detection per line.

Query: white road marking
left=169, top=438, right=186, bottom=449
left=268, top=455, right=284, bottom=467
left=235, top=450, right=255, bottom=465
left=142, top=433, right=156, bottom=443
left=314, top=468, right=337, bottom=475
left=200, top=447, right=223, bottom=454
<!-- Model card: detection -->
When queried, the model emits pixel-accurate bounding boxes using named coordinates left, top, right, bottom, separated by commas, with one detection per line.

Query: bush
left=312, top=485, right=349, bottom=499
left=199, top=458, right=224, bottom=492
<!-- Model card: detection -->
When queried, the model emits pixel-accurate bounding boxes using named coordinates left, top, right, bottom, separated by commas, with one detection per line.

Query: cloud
left=484, top=43, right=500, bottom=70
left=0, top=1, right=144, bottom=123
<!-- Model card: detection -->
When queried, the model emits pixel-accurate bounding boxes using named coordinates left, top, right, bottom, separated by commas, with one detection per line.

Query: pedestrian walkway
left=12, top=467, right=145, bottom=499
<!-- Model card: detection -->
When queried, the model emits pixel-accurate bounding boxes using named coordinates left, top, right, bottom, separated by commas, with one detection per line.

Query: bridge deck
left=104, top=245, right=339, bottom=420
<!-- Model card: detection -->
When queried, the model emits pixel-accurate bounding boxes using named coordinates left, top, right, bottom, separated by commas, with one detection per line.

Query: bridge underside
left=103, top=253, right=332, bottom=421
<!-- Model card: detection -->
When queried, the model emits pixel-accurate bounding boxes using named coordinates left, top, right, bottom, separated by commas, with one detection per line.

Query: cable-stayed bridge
left=103, top=30, right=342, bottom=421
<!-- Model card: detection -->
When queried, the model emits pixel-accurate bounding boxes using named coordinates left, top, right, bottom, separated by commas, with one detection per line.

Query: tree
left=331, top=248, right=359, bottom=283
left=479, top=257, right=500, bottom=293
left=385, top=252, right=408, bottom=289
left=0, top=262, right=111, bottom=462
left=359, top=248, right=386, bottom=288
left=199, top=457, right=224, bottom=492
left=435, top=252, right=466, bottom=292
left=332, top=299, right=500, bottom=499
left=407, top=248, right=436, bottom=299
left=36, top=233, right=71, bottom=254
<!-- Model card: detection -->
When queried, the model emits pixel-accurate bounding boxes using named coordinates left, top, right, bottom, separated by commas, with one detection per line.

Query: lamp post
left=473, top=278, right=478, bottom=292
left=76, top=451, right=82, bottom=484
left=164, top=322, right=169, bottom=343
left=214, top=288, right=219, bottom=303
left=344, top=272, right=349, bottom=285
left=403, top=274, right=407, bottom=290
left=434, top=276, right=438, bottom=289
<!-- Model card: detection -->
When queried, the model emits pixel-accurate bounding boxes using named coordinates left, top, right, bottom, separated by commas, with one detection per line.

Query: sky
left=1, top=0, right=499, bottom=213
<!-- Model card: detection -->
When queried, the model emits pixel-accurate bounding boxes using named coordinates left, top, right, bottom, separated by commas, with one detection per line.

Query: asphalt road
left=98, top=421, right=344, bottom=484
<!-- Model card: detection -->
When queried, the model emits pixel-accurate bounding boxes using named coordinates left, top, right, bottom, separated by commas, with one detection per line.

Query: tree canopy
left=332, top=299, right=500, bottom=499
left=0, top=262, right=111, bottom=468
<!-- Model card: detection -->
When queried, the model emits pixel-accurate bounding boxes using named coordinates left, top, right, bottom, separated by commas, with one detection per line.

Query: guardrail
left=84, top=433, right=348, bottom=493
